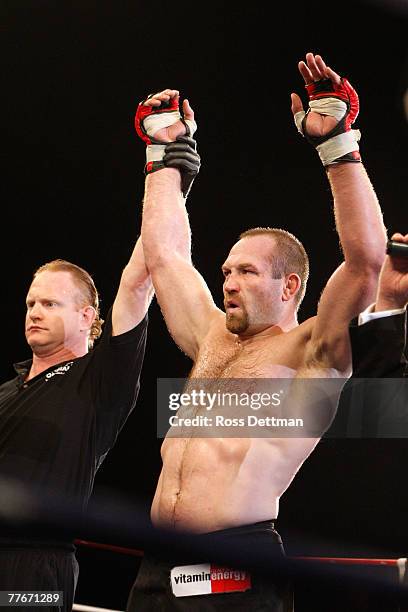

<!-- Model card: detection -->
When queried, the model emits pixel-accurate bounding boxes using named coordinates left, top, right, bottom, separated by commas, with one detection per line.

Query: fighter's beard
left=225, top=308, right=249, bottom=334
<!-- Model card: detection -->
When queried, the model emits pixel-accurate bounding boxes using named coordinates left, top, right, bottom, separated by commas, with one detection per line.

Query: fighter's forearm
left=327, top=163, right=387, bottom=270
left=142, top=168, right=192, bottom=269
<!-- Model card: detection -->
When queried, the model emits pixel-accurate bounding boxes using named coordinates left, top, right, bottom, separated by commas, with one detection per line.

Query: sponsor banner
left=170, top=563, right=251, bottom=597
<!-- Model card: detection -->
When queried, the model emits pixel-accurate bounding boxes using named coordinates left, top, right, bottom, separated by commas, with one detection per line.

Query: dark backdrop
left=1, top=0, right=407, bottom=608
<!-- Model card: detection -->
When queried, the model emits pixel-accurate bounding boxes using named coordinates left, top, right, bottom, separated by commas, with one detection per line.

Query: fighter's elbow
left=346, top=239, right=386, bottom=276
left=345, top=258, right=384, bottom=295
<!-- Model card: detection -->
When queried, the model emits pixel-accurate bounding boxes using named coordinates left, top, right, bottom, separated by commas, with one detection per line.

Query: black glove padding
left=163, top=135, right=201, bottom=198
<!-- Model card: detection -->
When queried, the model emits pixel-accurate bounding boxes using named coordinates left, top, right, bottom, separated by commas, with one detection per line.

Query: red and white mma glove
left=135, top=93, right=197, bottom=172
left=294, top=77, right=361, bottom=166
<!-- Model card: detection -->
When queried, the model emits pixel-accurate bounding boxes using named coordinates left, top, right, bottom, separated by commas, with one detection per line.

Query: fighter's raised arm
left=292, top=52, right=387, bottom=374
left=135, top=89, right=221, bottom=359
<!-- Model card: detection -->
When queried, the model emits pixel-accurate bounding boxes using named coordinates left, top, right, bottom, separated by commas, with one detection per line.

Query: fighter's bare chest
left=190, top=336, right=301, bottom=379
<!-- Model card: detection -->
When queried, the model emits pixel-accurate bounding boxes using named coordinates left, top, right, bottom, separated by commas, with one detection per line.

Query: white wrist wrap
left=310, top=98, right=347, bottom=120
left=144, top=111, right=181, bottom=137
left=146, top=143, right=166, bottom=164
left=144, top=113, right=197, bottom=138
left=144, top=114, right=197, bottom=164
left=316, top=130, right=361, bottom=165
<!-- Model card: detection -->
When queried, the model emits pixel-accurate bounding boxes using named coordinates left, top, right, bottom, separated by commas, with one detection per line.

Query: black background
left=1, top=0, right=408, bottom=608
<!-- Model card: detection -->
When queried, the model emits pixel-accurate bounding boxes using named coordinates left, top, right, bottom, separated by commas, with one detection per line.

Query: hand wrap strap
left=294, top=77, right=361, bottom=166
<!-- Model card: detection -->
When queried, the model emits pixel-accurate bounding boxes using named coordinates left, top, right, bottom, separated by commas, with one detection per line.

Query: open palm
left=291, top=52, right=342, bottom=137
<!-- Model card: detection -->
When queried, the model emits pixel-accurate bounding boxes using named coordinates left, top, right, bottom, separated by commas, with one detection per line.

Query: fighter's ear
left=282, top=274, right=301, bottom=302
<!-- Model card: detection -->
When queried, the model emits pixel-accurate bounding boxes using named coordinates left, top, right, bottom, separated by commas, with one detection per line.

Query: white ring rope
left=73, top=605, right=123, bottom=612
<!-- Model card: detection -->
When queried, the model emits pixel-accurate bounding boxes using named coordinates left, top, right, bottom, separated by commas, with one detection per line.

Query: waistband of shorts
left=203, top=519, right=276, bottom=539
left=145, top=519, right=283, bottom=567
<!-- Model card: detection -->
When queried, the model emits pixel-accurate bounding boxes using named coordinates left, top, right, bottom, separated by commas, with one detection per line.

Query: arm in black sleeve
left=349, top=312, right=407, bottom=378
left=86, top=308, right=149, bottom=463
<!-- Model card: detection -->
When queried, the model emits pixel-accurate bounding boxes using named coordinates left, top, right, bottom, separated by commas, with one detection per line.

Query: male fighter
left=0, top=238, right=153, bottom=609
left=129, top=52, right=387, bottom=610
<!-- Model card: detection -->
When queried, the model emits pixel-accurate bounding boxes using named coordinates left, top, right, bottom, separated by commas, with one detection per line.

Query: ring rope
left=73, top=605, right=122, bottom=612
left=74, top=538, right=407, bottom=578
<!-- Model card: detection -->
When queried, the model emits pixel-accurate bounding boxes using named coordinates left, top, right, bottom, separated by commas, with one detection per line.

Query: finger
left=145, top=88, right=180, bottom=105
left=305, top=52, right=323, bottom=82
left=153, top=93, right=171, bottom=104
left=144, top=94, right=170, bottom=107
left=325, top=65, right=341, bottom=86
left=391, top=232, right=408, bottom=243
left=157, top=88, right=179, bottom=98
left=291, top=93, right=304, bottom=115
left=315, top=55, right=329, bottom=78
left=145, top=98, right=163, bottom=107
left=173, top=136, right=197, bottom=147
left=298, top=61, right=314, bottom=85
left=314, top=56, right=341, bottom=85
left=166, top=140, right=197, bottom=152
left=165, top=150, right=200, bottom=164
left=183, top=98, right=195, bottom=121
left=165, top=157, right=200, bottom=172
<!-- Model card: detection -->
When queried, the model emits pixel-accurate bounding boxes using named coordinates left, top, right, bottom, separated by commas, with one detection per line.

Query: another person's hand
left=375, top=233, right=408, bottom=311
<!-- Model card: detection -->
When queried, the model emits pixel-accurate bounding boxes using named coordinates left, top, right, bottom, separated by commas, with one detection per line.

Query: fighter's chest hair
left=190, top=324, right=305, bottom=379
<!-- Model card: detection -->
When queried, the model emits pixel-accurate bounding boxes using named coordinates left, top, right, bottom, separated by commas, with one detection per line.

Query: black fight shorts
left=126, top=520, right=293, bottom=611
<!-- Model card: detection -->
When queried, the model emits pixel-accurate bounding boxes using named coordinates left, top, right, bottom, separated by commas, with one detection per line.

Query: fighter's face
left=25, top=271, right=87, bottom=356
left=222, top=236, right=285, bottom=335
